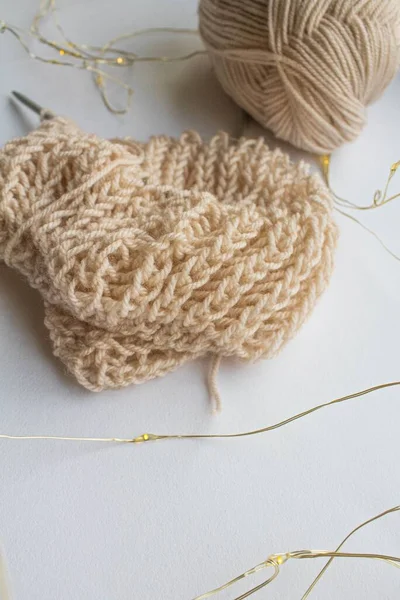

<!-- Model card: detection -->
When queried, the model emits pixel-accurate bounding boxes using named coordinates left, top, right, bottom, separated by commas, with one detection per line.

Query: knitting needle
left=11, top=91, right=54, bottom=119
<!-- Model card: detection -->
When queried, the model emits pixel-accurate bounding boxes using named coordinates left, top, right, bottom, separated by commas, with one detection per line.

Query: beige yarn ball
left=0, top=118, right=337, bottom=392
left=199, top=0, right=400, bottom=154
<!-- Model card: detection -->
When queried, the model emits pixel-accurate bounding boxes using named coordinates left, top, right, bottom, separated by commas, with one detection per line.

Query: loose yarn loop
left=0, top=118, right=337, bottom=392
left=199, top=0, right=400, bottom=154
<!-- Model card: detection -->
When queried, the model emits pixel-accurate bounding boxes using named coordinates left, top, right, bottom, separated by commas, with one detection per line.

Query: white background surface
left=0, top=1, right=400, bottom=599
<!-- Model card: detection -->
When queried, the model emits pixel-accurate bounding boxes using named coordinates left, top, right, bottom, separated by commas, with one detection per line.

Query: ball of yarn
left=199, top=0, right=400, bottom=153
left=0, top=118, right=337, bottom=391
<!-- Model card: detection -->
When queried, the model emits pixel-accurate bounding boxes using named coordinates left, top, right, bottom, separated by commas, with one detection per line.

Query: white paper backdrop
left=0, top=1, right=399, bottom=598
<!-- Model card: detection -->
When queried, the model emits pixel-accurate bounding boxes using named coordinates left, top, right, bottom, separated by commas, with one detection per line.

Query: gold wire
left=320, top=155, right=400, bottom=210
left=193, top=559, right=281, bottom=600
left=301, top=504, right=400, bottom=598
left=0, top=380, right=399, bottom=445
left=1, top=6, right=400, bottom=599
left=0, top=433, right=134, bottom=443
left=0, top=0, right=205, bottom=114
left=0, top=18, right=135, bottom=115
left=320, top=154, right=400, bottom=262
left=334, top=206, right=400, bottom=262
left=148, top=380, right=400, bottom=444
left=193, top=507, right=400, bottom=599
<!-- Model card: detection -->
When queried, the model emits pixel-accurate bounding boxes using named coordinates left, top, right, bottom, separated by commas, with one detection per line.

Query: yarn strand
left=2, top=0, right=400, bottom=149
left=208, top=355, right=222, bottom=414
left=0, top=117, right=336, bottom=392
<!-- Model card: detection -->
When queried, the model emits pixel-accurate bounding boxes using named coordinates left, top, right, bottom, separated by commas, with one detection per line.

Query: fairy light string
left=320, top=154, right=400, bottom=261
left=321, top=155, right=400, bottom=211
left=2, top=1, right=399, bottom=224
left=1, top=5, right=400, bottom=598
left=301, top=504, right=400, bottom=599
left=193, top=505, right=400, bottom=599
left=0, top=0, right=205, bottom=114
left=0, top=383, right=399, bottom=598
left=1, top=380, right=399, bottom=445
left=0, top=507, right=398, bottom=600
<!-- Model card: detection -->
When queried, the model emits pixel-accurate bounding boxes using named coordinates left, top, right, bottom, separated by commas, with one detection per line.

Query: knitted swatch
left=0, top=118, right=337, bottom=391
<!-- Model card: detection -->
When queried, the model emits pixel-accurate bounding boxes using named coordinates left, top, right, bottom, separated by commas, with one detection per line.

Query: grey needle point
left=11, top=91, right=54, bottom=119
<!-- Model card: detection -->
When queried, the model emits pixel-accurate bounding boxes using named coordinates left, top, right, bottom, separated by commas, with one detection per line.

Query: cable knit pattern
left=0, top=118, right=337, bottom=391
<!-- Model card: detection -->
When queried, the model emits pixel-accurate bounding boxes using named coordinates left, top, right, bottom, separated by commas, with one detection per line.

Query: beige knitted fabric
left=0, top=118, right=337, bottom=391
left=199, top=0, right=400, bottom=154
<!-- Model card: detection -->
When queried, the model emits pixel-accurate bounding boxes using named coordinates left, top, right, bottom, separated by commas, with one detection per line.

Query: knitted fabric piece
left=0, top=118, right=337, bottom=391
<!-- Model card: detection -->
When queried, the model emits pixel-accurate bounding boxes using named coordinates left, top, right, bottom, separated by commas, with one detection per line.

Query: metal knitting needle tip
left=11, top=91, right=43, bottom=115
left=11, top=91, right=54, bottom=119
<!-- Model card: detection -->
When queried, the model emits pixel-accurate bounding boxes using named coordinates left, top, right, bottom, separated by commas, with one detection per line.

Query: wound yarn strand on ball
left=2, top=0, right=400, bottom=154
left=199, top=0, right=400, bottom=153
left=2, top=1, right=400, bottom=153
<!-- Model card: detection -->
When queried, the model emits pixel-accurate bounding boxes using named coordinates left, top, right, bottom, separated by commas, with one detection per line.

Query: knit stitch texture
left=0, top=118, right=337, bottom=391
